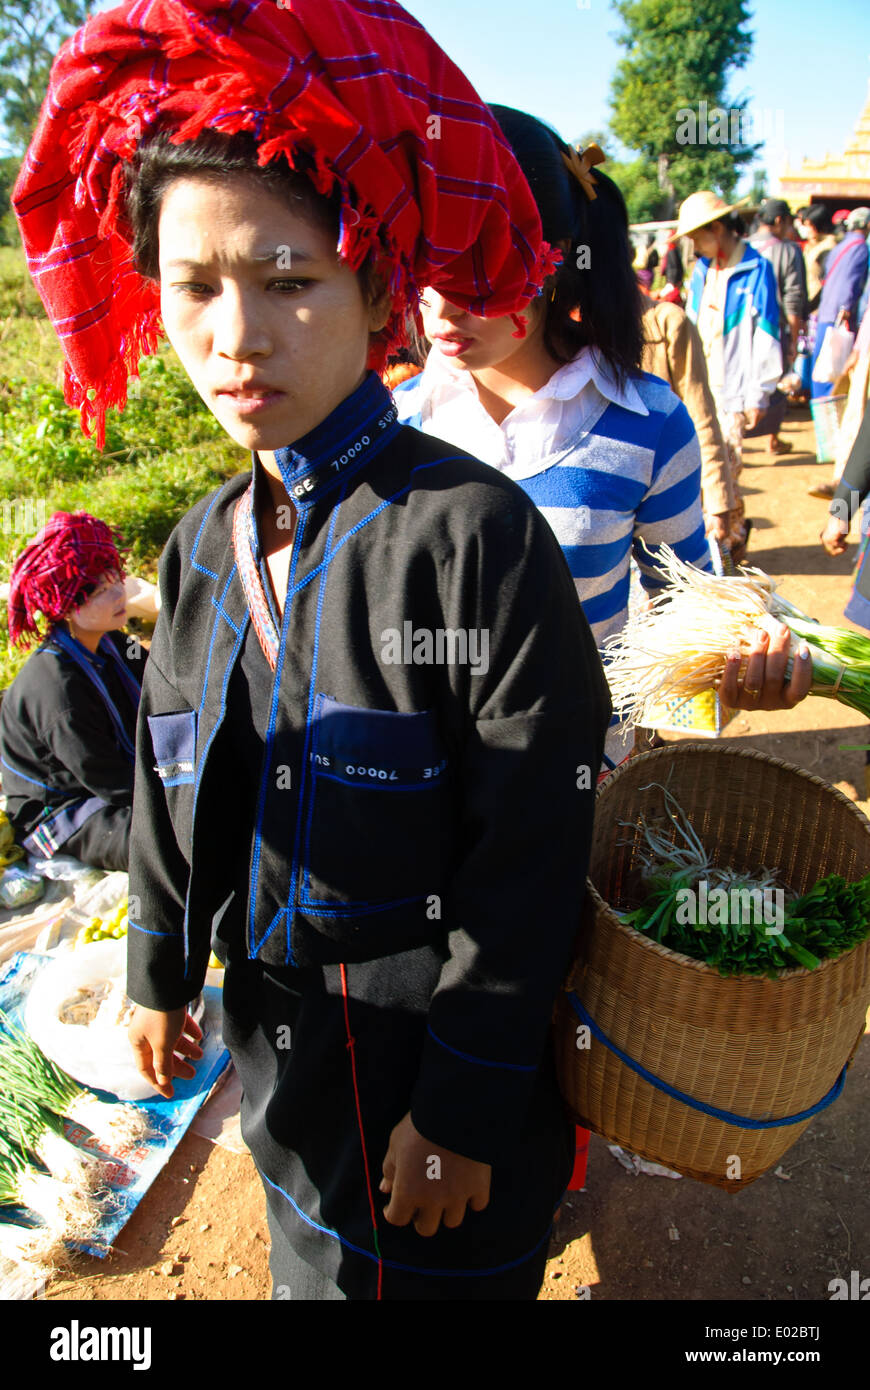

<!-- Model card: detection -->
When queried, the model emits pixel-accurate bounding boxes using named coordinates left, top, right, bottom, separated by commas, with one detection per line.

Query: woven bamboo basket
left=555, top=743, right=870, bottom=1191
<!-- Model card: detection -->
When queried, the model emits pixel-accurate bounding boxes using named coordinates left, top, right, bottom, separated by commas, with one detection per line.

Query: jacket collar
left=250, top=370, right=400, bottom=520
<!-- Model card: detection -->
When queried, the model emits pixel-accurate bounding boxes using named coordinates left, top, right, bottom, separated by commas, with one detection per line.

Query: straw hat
left=675, top=190, right=746, bottom=238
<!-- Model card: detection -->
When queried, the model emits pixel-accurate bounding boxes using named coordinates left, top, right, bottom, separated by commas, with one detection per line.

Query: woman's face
left=689, top=223, right=722, bottom=261
left=157, top=175, right=389, bottom=452
left=418, top=287, right=548, bottom=375
left=69, top=567, right=127, bottom=635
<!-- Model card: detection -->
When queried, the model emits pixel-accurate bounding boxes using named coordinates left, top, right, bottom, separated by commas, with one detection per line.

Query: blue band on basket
left=568, top=994, right=847, bottom=1129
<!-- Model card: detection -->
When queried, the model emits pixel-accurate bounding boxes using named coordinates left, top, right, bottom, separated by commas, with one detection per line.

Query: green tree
left=0, top=1, right=91, bottom=156
left=606, top=157, right=664, bottom=224
left=609, top=0, right=759, bottom=218
left=0, top=154, right=22, bottom=246
left=748, top=166, right=767, bottom=205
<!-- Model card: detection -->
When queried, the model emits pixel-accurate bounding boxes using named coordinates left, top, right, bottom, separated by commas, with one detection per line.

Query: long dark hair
left=488, top=105, right=643, bottom=382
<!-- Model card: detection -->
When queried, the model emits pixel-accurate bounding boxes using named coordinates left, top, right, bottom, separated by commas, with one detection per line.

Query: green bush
left=0, top=253, right=247, bottom=685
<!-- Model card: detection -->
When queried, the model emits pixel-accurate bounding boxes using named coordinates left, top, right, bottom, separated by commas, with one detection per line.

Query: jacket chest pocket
left=147, top=710, right=196, bottom=787
left=301, top=695, right=450, bottom=913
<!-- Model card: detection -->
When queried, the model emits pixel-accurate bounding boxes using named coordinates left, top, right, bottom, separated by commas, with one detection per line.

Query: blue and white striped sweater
left=393, top=368, right=712, bottom=654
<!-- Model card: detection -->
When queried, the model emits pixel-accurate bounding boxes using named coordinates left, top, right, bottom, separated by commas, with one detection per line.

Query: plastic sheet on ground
left=0, top=949, right=230, bottom=1275
left=608, top=1143, right=683, bottom=1179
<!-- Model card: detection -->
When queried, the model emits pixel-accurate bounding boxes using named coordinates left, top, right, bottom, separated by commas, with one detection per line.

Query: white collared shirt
left=411, top=345, right=649, bottom=477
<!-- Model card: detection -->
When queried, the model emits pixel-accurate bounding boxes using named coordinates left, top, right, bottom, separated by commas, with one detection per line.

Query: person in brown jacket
left=640, top=292, right=742, bottom=560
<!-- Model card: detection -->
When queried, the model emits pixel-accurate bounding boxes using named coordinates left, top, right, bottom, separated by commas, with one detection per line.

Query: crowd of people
left=1, top=0, right=867, bottom=1302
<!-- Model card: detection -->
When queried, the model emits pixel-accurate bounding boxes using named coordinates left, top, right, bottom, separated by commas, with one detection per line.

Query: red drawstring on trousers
left=339, top=962, right=384, bottom=1300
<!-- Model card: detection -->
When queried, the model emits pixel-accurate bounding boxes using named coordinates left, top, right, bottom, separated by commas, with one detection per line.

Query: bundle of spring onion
left=0, top=1085, right=107, bottom=1195
left=0, top=1008, right=153, bottom=1151
left=604, top=545, right=870, bottom=728
left=618, top=786, right=870, bottom=976
left=0, top=1125, right=103, bottom=1241
left=0, top=1217, right=65, bottom=1281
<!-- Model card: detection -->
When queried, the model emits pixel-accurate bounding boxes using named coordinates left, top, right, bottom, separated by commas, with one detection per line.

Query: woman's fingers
left=718, top=626, right=812, bottom=711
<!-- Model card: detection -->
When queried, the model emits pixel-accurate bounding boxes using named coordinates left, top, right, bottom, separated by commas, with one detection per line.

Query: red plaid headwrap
left=13, top=0, right=558, bottom=449
left=8, top=512, right=126, bottom=648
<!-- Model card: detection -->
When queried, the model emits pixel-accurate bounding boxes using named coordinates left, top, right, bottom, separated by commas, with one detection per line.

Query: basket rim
left=585, top=741, right=870, bottom=983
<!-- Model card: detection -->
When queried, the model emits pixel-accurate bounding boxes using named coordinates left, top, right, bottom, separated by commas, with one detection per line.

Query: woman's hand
left=128, top=1004, right=203, bottom=1099
left=743, top=407, right=762, bottom=432
left=706, top=511, right=731, bottom=545
left=717, top=624, right=813, bottom=711
left=380, top=1112, right=491, bottom=1237
left=820, top=515, right=850, bottom=556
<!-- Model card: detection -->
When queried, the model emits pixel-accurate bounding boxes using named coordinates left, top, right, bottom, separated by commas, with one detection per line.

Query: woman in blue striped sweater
left=393, top=105, right=812, bottom=761
left=394, top=104, right=812, bottom=1199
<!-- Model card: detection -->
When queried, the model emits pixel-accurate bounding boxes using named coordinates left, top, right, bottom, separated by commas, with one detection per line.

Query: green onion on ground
left=0, top=1089, right=108, bottom=1195
left=0, top=1217, right=65, bottom=1279
left=0, top=1131, right=102, bottom=1241
left=0, top=1008, right=153, bottom=1151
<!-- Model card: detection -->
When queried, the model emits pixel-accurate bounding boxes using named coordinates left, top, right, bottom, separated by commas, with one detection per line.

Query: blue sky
left=402, top=0, right=870, bottom=191
left=83, top=0, right=870, bottom=192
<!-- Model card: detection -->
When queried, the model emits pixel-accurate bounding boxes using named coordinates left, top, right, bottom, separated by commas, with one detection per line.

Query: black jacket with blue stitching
left=126, top=371, right=611, bottom=1162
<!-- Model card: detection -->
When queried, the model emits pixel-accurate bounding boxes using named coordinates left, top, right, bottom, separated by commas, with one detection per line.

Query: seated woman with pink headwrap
left=0, top=511, right=145, bottom=870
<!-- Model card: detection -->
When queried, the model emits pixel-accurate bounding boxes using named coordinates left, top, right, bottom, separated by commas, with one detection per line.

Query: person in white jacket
left=678, top=192, right=783, bottom=564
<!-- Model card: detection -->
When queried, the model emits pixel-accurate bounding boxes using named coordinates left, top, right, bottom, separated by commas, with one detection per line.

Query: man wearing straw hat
left=678, top=191, right=782, bottom=565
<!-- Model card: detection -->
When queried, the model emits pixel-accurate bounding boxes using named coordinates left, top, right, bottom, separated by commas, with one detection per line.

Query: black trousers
left=265, top=1193, right=551, bottom=1301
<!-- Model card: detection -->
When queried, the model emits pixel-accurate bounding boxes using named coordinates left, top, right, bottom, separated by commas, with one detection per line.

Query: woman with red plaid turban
left=14, top=0, right=612, bottom=1300
left=0, top=512, right=145, bottom=870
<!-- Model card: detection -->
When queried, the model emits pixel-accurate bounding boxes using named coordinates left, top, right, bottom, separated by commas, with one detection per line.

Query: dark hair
left=705, top=211, right=745, bottom=238
left=488, top=105, right=643, bottom=382
left=124, top=128, right=348, bottom=281
left=803, top=203, right=834, bottom=235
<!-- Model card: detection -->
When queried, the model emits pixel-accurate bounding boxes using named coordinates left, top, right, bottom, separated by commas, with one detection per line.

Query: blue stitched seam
left=300, top=692, right=326, bottom=906
left=569, top=994, right=847, bottom=1128
left=259, top=1168, right=552, bottom=1278
left=128, top=920, right=176, bottom=938
left=196, top=605, right=222, bottom=725
left=288, top=453, right=461, bottom=600
left=189, top=488, right=225, bottom=579
left=248, top=510, right=308, bottom=959
left=427, top=1024, right=537, bottom=1073
left=287, top=498, right=344, bottom=961
left=0, top=755, right=60, bottom=794
left=158, top=775, right=195, bottom=788
left=210, top=594, right=242, bottom=635
left=183, top=577, right=247, bottom=964
left=298, top=891, right=426, bottom=915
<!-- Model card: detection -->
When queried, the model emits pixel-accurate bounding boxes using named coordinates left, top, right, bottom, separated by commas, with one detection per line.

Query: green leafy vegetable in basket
left=617, top=785, right=870, bottom=977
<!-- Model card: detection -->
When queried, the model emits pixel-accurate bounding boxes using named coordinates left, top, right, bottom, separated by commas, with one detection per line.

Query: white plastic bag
left=812, top=322, right=855, bottom=384
left=24, top=939, right=159, bottom=1102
